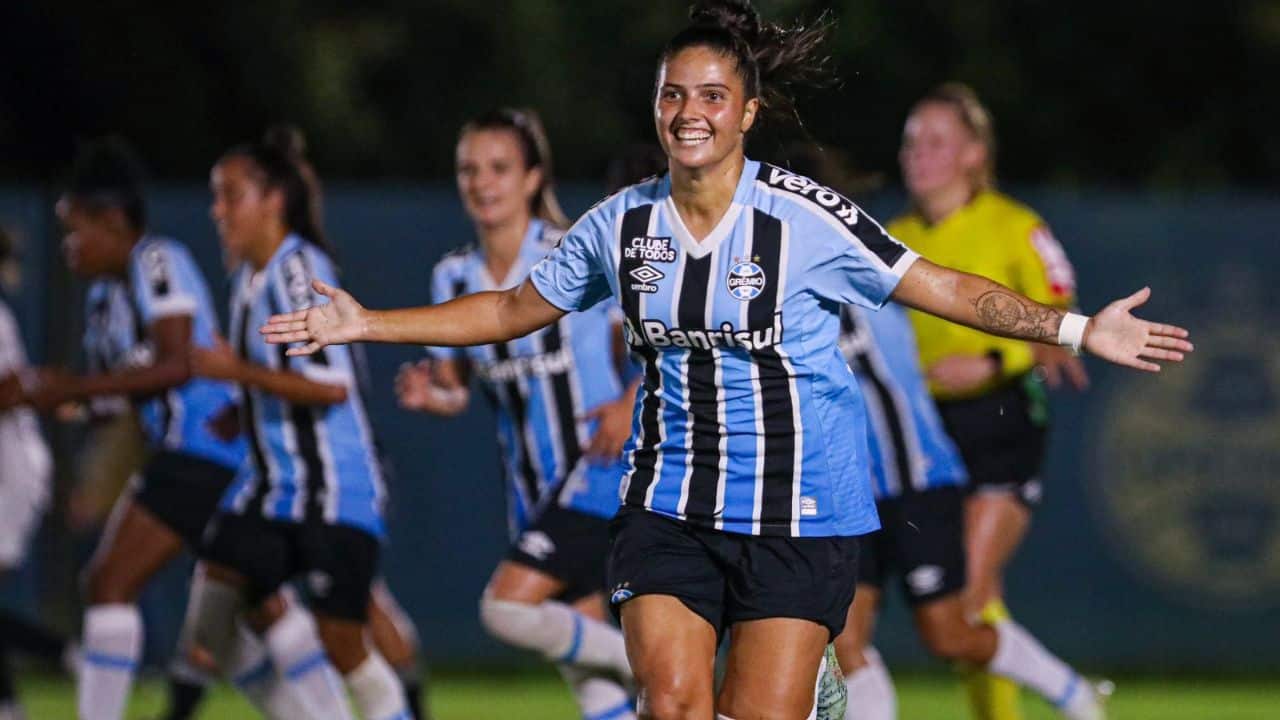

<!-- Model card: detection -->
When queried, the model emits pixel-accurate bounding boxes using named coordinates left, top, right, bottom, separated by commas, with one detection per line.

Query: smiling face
left=654, top=45, right=759, bottom=175
left=455, top=128, right=541, bottom=231
left=209, top=155, right=283, bottom=267
left=899, top=100, right=986, bottom=200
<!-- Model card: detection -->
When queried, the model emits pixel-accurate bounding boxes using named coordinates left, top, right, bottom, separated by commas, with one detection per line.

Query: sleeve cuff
left=146, top=295, right=199, bottom=320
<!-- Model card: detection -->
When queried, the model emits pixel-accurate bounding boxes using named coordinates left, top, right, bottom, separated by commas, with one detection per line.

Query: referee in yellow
left=889, top=83, right=1090, bottom=720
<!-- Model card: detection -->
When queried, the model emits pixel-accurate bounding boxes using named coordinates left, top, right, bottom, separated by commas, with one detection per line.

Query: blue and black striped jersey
left=82, top=236, right=244, bottom=469
left=221, top=235, right=386, bottom=537
left=428, top=220, right=630, bottom=538
left=530, top=160, right=920, bottom=537
left=838, top=303, right=967, bottom=500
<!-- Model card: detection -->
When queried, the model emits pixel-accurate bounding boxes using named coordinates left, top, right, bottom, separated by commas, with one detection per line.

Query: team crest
left=726, top=261, right=766, bottom=301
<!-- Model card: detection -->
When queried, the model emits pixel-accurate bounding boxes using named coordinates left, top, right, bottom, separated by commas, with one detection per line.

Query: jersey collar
left=477, top=219, right=542, bottom=291
left=661, top=159, right=758, bottom=260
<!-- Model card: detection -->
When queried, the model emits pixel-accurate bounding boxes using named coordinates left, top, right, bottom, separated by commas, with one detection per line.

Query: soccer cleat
left=815, top=644, right=848, bottom=720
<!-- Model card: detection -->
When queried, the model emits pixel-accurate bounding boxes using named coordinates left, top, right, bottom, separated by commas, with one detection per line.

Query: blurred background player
left=0, top=226, right=70, bottom=720
left=395, top=108, right=638, bottom=720
left=832, top=300, right=1107, bottom=719
left=888, top=83, right=1088, bottom=720
left=8, top=138, right=245, bottom=720
left=190, top=126, right=409, bottom=720
left=159, top=207, right=429, bottom=720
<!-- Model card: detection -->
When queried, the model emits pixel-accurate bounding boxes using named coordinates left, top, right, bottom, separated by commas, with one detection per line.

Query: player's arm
left=23, top=315, right=195, bottom=412
left=191, top=336, right=346, bottom=406
left=891, top=258, right=1191, bottom=372
left=261, top=278, right=566, bottom=356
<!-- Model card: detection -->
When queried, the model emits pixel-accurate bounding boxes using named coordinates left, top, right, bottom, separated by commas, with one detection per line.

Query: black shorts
left=202, top=513, right=380, bottom=622
left=506, top=503, right=610, bottom=604
left=857, top=486, right=966, bottom=606
left=936, top=374, right=1048, bottom=508
left=131, top=451, right=235, bottom=550
left=606, top=506, right=859, bottom=640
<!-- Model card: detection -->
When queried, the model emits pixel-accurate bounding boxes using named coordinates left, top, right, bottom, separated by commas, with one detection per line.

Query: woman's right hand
left=395, top=359, right=468, bottom=415
left=261, top=279, right=368, bottom=356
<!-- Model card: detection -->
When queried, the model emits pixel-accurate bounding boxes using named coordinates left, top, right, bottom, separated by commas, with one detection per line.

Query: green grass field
left=11, top=670, right=1276, bottom=719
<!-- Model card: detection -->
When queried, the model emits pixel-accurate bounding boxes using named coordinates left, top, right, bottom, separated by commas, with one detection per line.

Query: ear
left=523, top=165, right=545, bottom=202
left=741, top=97, right=760, bottom=134
left=961, top=138, right=986, bottom=175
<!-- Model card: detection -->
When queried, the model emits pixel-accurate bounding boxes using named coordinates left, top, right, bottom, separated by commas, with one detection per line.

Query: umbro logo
left=629, top=264, right=663, bottom=294
left=629, top=265, right=664, bottom=284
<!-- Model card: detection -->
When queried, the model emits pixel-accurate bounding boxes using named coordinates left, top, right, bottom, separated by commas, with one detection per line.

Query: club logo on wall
left=1091, top=267, right=1280, bottom=610
left=727, top=260, right=766, bottom=301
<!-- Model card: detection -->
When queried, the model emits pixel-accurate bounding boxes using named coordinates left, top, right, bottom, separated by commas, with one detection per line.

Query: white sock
left=345, top=652, right=410, bottom=720
left=557, top=664, right=635, bottom=720
left=226, top=623, right=313, bottom=720
left=264, top=607, right=354, bottom=720
left=480, top=595, right=631, bottom=680
left=989, top=620, right=1099, bottom=720
left=843, top=647, right=895, bottom=720
left=78, top=604, right=142, bottom=720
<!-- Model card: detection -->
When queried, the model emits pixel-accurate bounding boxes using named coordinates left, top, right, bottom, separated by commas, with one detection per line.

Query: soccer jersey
left=838, top=303, right=966, bottom=500
left=222, top=234, right=386, bottom=537
left=81, top=236, right=244, bottom=469
left=888, top=191, right=1076, bottom=399
left=429, top=220, right=629, bottom=538
left=530, top=160, right=919, bottom=537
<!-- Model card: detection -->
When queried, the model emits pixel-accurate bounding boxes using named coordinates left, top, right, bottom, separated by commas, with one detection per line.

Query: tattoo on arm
left=971, top=291, right=1062, bottom=341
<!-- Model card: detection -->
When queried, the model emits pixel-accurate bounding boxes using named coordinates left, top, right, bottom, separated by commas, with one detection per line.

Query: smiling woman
left=257, top=1, right=1191, bottom=718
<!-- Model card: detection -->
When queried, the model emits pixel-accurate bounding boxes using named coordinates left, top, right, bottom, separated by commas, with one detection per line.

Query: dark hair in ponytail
left=65, top=136, right=149, bottom=230
left=660, top=0, right=836, bottom=129
left=221, top=124, right=331, bottom=255
left=459, top=108, right=569, bottom=230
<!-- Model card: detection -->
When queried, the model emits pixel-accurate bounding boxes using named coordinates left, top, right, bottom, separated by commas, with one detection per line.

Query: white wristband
left=1057, top=312, right=1090, bottom=355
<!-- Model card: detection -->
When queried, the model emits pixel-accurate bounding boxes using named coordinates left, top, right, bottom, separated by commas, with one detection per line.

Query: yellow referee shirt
left=888, top=190, right=1076, bottom=400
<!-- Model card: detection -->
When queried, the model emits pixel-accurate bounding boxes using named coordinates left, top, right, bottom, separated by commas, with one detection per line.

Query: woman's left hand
left=582, top=395, right=636, bottom=462
left=1082, top=287, right=1193, bottom=371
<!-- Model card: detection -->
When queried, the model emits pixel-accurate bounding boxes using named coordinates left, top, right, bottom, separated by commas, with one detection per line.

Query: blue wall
left=2, top=184, right=1276, bottom=672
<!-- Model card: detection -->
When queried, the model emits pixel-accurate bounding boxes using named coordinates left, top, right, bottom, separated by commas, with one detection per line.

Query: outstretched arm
left=892, top=259, right=1192, bottom=372
left=261, top=278, right=567, bottom=356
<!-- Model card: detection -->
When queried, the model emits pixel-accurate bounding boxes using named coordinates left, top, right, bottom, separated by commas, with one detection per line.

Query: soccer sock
left=557, top=664, right=635, bottom=720
left=264, top=607, right=354, bottom=720
left=345, top=651, right=411, bottom=720
left=224, top=623, right=312, bottom=719
left=163, top=602, right=213, bottom=720
left=479, top=595, right=632, bottom=680
left=78, top=603, right=142, bottom=720
left=988, top=620, right=1099, bottom=720
left=843, top=647, right=895, bottom=720
left=0, top=609, right=68, bottom=662
left=965, top=600, right=1022, bottom=720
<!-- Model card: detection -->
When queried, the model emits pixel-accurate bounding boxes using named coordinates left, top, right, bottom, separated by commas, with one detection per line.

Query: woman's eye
left=707, top=91, right=722, bottom=101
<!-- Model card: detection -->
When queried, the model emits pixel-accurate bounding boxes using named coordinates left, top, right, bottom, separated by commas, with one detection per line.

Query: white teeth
left=675, top=128, right=711, bottom=143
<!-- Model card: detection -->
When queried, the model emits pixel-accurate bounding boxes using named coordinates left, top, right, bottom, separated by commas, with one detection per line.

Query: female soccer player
left=8, top=138, right=245, bottom=720
left=888, top=83, right=1089, bottom=720
left=190, top=126, right=409, bottom=720
left=0, top=228, right=70, bottom=720
left=395, top=108, right=637, bottom=720
left=260, top=3, right=1191, bottom=717
left=832, top=301, right=1105, bottom=719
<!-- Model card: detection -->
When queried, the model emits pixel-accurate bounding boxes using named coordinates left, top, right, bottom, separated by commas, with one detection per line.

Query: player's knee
left=315, top=616, right=368, bottom=674
left=920, top=624, right=977, bottom=662
left=639, top=682, right=703, bottom=720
